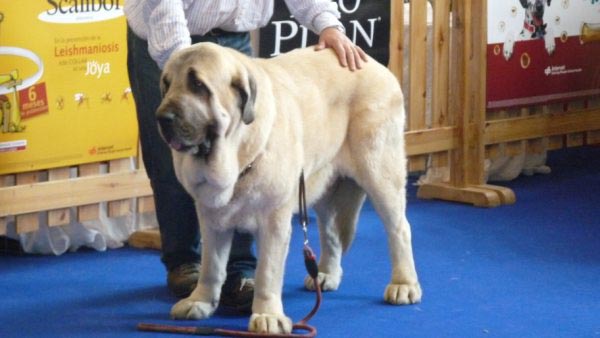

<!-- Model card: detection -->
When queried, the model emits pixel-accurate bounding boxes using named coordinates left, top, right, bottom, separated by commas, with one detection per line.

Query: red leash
left=137, top=262, right=321, bottom=337
left=138, top=172, right=322, bottom=337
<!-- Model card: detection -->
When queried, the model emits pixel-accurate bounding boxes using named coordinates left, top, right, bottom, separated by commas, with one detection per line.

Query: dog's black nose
left=157, top=112, right=177, bottom=147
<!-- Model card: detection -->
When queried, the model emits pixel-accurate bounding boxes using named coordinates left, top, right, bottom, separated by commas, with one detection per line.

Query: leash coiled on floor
left=138, top=171, right=322, bottom=337
left=137, top=267, right=321, bottom=337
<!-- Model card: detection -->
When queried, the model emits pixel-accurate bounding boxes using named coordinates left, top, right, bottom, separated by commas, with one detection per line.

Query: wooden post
left=48, top=167, right=71, bottom=227
left=108, top=158, right=132, bottom=218
left=77, top=163, right=101, bottom=221
left=15, top=172, right=41, bottom=233
left=430, top=0, right=451, bottom=169
left=417, top=0, right=515, bottom=207
left=388, top=0, right=404, bottom=82
left=408, top=0, right=428, bottom=171
left=0, top=175, right=8, bottom=235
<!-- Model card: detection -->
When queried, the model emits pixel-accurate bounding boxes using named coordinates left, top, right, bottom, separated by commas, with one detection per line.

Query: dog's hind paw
left=384, top=282, right=422, bottom=305
left=249, top=313, right=292, bottom=334
left=170, top=298, right=217, bottom=320
left=304, top=271, right=341, bottom=291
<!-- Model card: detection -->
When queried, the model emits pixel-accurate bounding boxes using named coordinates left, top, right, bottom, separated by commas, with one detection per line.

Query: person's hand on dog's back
left=316, top=26, right=368, bottom=71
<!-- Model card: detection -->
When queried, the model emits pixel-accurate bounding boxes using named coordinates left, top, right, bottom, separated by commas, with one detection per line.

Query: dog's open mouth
left=169, top=138, right=212, bottom=157
left=157, top=113, right=215, bottom=158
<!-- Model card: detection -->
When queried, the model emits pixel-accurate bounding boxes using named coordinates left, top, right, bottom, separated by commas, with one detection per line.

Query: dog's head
left=532, top=0, right=550, bottom=20
left=156, top=42, right=258, bottom=207
left=157, top=42, right=257, bottom=160
left=521, top=0, right=551, bottom=20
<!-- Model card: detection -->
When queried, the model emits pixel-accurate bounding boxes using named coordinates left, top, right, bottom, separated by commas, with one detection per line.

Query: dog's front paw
left=384, top=282, right=422, bottom=305
left=170, top=298, right=217, bottom=320
left=304, top=271, right=341, bottom=291
left=249, top=313, right=292, bottom=334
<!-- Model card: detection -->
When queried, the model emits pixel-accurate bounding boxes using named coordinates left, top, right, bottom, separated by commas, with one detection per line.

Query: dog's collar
left=524, top=20, right=536, bottom=33
left=524, top=16, right=544, bottom=33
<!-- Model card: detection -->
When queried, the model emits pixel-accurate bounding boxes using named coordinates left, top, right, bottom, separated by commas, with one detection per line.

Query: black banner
left=258, top=0, right=390, bottom=65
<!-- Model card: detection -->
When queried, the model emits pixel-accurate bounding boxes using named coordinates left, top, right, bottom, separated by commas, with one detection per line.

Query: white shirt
left=125, top=0, right=342, bottom=68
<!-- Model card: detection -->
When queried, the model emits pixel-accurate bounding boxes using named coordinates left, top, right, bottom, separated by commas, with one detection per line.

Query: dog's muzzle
left=156, top=111, right=214, bottom=158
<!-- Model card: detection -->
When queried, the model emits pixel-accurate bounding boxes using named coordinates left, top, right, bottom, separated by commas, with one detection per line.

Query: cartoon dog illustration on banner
left=504, top=0, right=556, bottom=60
left=492, top=1, right=600, bottom=61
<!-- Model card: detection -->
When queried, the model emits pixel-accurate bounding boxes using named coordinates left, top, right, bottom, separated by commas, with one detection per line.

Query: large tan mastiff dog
left=157, top=42, right=421, bottom=334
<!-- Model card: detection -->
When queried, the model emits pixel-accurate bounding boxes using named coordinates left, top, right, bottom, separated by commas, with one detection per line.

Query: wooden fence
left=1, top=0, right=599, bottom=236
left=393, top=0, right=600, bottom=207
left=0, top=156, right=154, bottom=236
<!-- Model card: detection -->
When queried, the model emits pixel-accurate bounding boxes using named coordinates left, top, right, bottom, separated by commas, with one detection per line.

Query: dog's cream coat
left=157, top=43, right=421, bottom=334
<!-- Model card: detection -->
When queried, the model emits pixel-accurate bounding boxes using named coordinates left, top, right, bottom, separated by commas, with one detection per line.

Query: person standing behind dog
left=124, top=0, right=368, bottom=312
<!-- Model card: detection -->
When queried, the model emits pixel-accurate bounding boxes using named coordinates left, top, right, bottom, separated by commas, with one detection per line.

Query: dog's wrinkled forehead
left=161, top=43, right=234, bottom=95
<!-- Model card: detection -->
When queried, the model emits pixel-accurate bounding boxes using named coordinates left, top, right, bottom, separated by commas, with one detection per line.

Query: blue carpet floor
left=2, top=146, right=599, bottom=338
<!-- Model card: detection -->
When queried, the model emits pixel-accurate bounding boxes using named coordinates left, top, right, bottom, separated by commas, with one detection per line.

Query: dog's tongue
left=169, top=139, right=184, bottom=151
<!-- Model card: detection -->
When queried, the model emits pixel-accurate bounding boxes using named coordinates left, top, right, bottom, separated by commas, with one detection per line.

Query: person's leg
left=194, top=32, right=257, bottom=309
left=216, top=32, right=257, bottom=281
left=127, top=27, right=201, bottom=295
left=128, top=28, right=256, bottom=303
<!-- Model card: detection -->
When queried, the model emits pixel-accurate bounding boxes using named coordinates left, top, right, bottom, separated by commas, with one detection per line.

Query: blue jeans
left=127, top=27, right=256, bottom=278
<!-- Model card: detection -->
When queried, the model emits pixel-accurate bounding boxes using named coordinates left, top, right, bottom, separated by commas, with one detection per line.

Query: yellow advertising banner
left=0, top=0, right=138, bottom=175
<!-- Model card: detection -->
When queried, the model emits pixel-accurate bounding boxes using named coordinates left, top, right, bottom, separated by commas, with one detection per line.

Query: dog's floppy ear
left=234, top=69, right=257, bottom=125
left=519, top=0, right=529, bottom=8
left=547, top=0, right=551, bottom=6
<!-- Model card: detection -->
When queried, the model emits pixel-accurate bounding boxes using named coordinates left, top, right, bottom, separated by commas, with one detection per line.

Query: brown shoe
left=167, top=263, right=200, bottom=298
left=220, top=276, right=255, bottom=313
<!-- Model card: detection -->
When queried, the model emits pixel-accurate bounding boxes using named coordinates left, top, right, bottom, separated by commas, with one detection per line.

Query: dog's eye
left=188, top=69, right=210, bottom=97
left=161, top=77, right=171, bottom=96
